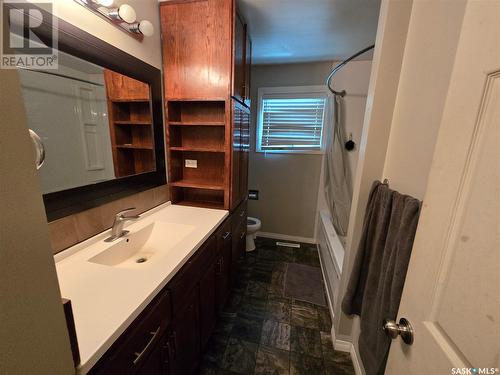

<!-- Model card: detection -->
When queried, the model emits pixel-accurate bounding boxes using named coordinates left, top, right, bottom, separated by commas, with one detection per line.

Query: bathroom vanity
left=55, top=200, right=247, bottom=375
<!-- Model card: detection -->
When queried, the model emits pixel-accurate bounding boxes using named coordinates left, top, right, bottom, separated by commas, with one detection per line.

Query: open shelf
left=114, top=120, right=152, bottom=125
left=169, top=146, right=224, bottom=153
left=169, top=125, right=225, bottom=151
left=116, top=144, right=154, bottom=150
left=170, top=186, right=225, bottom=209
left=168, top=101, right=225, bottom=124
left=169, top=180, right=224, bottom=190
left=168, top=121, right=225, bottom=126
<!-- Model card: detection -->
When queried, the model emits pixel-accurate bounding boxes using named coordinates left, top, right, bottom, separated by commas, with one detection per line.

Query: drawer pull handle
left=133, top=326, right=161, bottom=365
left=240, top=231, right=245, bottom=239
left=222, top=231, right=231, bottom=240
left=240, top=210, right=245, bottom=217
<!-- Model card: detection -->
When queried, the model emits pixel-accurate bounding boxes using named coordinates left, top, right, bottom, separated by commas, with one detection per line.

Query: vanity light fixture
left=73, top=0, right=153, bottom=40
left=106, top=4, right=137, bottom=24
left=128, top=20, right=154, bottom=37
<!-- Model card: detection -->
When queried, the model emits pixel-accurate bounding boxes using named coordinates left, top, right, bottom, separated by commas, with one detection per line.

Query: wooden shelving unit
left=104, top=69, right=155, bottom=177
left=166, top=100, right=228, bottom=209
left=161, top=0, right=252, bottom=210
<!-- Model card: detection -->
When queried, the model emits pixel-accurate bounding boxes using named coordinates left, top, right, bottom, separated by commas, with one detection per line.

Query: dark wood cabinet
left=231, top=100, right=250, bottom=210
left=161, top=0, right=251, bottom=211
left=88, top=211, right=249, bottom=375
left=170, top=287, right=200, bottom=375
left=199, top=259, right=217, bottom=350
left=216, top=220, right=232, bottom=311
left=233, top=13, right=246, bottom=102
left=244, top=25, right=252, bottom=107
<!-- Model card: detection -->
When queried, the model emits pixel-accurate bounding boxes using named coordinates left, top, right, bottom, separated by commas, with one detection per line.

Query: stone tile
left=204, top=333, right=229, bottom=366
left=290, top=326, right=322, bottom=358
left=198, top=358, right=219, bottom=375
left=251, top=269, right=273, bottom=284
left=291, top=304, right=319, bottom=329
left=317, top=307, right=332, bottom=332
left=320, top=331, right=336, bottom=363
left=230, top=316, right=263, bottom=343
left=213, top=314, right=236, bottom=337
left=293, top=247, right=321, bottom=267
left=323, top=350, right=356, bottom=375
left=261, top=319, right=291, bottom=351
left=246, top=280, right=269, bottom=299
left=289, top=352, right=325, bottom=375
left=255, top=346, right=290, bottom=375
left=238, top=297, right=268, bottom=320
left=224, top=293, right=243, bottom=314
left=221, top=337, right=257, bottom=375
left=266, top=300, right=291, bottom=323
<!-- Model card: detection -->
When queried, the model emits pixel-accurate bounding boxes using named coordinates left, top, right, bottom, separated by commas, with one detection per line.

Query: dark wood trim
left=5, top=3, right=167, bottom=221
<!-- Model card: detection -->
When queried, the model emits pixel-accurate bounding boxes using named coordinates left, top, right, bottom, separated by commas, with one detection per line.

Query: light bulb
left=107, top=4, right=136, bottom=24
left=138, top=20, right=154, bottom=37
left=129, top=20, right=154, bottom=37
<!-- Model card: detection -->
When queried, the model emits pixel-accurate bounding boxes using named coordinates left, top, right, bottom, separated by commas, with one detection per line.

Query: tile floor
left=197, top=237, right=356, bottom=375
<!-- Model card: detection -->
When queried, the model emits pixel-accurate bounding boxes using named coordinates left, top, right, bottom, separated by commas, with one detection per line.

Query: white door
left=385, top=1, right=500, bottom=374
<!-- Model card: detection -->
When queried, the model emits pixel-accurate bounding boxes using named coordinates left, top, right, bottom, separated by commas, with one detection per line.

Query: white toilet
left=246, top=217, right=261, bottom=252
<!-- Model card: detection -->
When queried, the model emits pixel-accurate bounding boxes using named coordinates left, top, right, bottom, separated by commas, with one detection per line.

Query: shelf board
left=169, top=146, right=225, bottom=153
left=114, top=120, right=152, bottom=125
left=110, top=99, right=150, bottom=103
left=169, top=180, right=225, bottom=191
left=168, top=121, right=225, bottom=127
left=115, top=144, right=154, bottom=150
left=173, top=200, right=225, bottom=210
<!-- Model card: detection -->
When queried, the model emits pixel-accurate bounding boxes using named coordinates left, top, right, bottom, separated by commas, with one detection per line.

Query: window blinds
left=259, top=97, right=326, bottom=151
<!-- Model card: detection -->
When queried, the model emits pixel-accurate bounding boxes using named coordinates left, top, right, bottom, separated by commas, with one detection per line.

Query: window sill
left=255, top=149, right=325, bottom=156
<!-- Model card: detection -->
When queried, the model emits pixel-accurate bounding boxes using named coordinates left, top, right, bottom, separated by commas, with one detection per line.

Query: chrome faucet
left=104, top=208, right=140, bottom=242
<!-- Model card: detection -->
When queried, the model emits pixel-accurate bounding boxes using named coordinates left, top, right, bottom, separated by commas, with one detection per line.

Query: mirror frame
left=7, top=3, right=167, bottom=221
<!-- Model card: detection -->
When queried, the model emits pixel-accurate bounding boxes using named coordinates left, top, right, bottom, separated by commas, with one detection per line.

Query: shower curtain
left=324, top=95, right=352, bottom=237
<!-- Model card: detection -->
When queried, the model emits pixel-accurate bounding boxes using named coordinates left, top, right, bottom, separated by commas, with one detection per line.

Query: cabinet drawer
left=232, top=200, right=247, bottom=228
left=169, top=236, right=217, bottom=314
left=90, top=290, right=171, bottom=375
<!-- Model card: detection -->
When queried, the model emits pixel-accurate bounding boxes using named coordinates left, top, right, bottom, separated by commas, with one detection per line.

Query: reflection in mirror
left=18, top=52, right=155, bottom=195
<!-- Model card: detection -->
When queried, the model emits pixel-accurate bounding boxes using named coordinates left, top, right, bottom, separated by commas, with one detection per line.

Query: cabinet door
left=216, top=221, right=232, bottom=310
left=233, top=13, right=245, bottom=101
left=199, top=258, right=217, bottom=350
left=136, top=344, right=165, bottom=375
left=231, top=102, right=242, bottom=210
left=171, top=288, right=200, bottom=375
left=239, top=109, right=250, bottom=203
left=244, top=27, right=252, bottom=107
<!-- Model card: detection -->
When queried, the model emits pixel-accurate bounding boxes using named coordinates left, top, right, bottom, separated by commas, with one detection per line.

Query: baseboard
left=256, top=231, right=316, bottom=244
left=350, top=344, right=364, bottom=375
left=333, top=338, right=351, bottom=352
left=329, top=330, right=363, bottom=375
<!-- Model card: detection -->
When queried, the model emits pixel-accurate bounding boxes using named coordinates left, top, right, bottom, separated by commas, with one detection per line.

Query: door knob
left=383, top=318, right=414, bottom=345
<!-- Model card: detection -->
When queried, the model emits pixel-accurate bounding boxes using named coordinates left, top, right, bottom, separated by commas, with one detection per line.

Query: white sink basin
left=88, top=221, right=194, bottom=267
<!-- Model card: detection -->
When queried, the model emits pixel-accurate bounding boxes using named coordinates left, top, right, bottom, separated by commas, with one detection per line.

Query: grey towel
left=341, top=180, right=421, bottom=375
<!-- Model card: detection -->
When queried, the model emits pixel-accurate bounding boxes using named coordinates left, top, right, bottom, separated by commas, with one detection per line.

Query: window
left=256, top=86, right=329, bottom=153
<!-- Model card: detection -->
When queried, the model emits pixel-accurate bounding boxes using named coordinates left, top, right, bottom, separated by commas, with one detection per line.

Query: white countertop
left=54, top=202, right=228, bottom=374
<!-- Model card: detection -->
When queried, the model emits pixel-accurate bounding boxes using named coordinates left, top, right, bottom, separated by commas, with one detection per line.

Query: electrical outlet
left=185, top=159, right=198, bottom=168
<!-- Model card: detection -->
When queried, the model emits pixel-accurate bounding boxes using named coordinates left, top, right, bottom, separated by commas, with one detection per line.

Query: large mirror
left=19, top=54, right=155, bottom=194
left=6, top=3, right=166, bottom=221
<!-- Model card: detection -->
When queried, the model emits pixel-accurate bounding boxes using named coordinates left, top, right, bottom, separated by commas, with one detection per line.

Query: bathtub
left=317, top=210, right=345, bottom=323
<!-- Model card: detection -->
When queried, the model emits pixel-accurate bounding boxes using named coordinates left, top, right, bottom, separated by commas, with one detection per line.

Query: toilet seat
left=246, top=217, right=261, bottom=252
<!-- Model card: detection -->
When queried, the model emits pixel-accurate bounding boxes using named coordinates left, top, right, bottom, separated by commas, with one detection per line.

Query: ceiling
left=237, top=0, right=381, bottom=64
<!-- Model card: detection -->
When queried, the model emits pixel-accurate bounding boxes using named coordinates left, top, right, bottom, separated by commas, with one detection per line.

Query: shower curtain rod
left=326, top=44, right=375, bottom=97
left=17, top=66, right=104, bottom=87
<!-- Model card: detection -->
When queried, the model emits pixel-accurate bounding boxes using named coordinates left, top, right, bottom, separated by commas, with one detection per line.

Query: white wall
left=336, top=0, right=468, bottom=373
left=0, top=70, right=75, bottom=375
left=38, top=0, right=162, bottom=68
